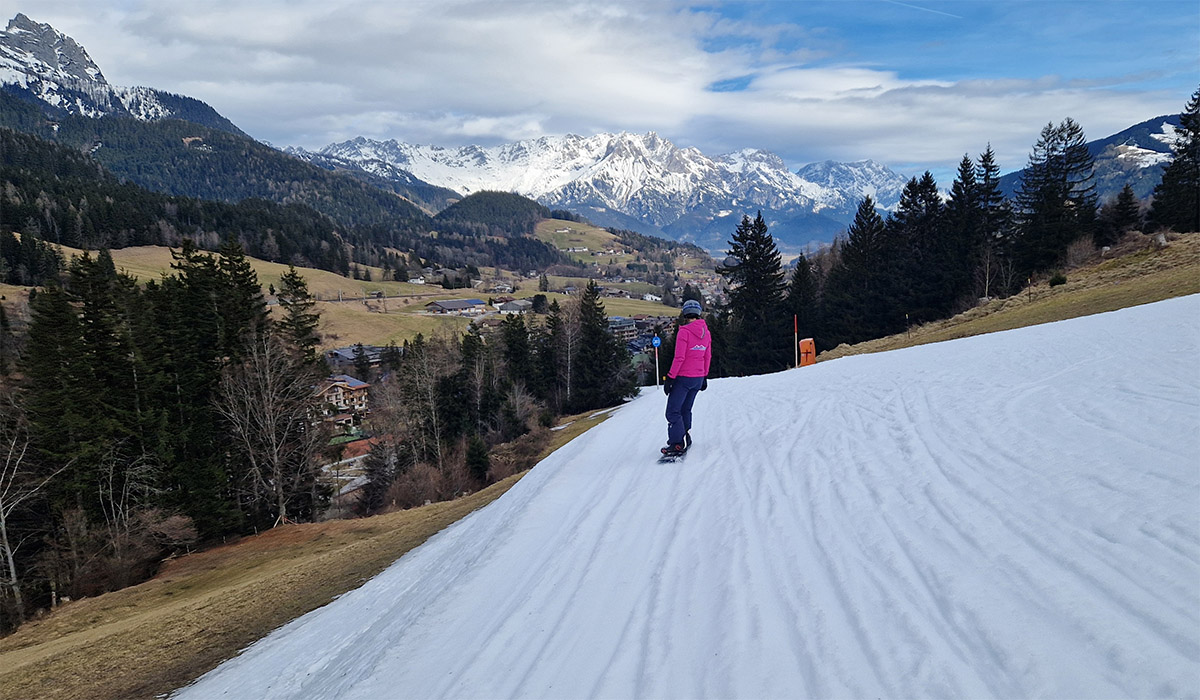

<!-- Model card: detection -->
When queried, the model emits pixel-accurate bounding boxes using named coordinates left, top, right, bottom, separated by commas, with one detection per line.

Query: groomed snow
left=176, top=295, right=1200, bottom=700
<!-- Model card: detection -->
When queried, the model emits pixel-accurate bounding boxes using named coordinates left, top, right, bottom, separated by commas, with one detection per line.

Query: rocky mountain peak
left=0, top=14, right=245, bottom=133
left=2, top=13, right=106, bottom=84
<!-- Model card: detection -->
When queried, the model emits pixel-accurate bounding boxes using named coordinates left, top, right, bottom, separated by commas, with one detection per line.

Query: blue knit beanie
left=681, top=299, right=702, bottom=317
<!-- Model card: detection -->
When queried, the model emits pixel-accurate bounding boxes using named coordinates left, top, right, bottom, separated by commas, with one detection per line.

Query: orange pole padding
left=798, top=338, right=817, bottom=367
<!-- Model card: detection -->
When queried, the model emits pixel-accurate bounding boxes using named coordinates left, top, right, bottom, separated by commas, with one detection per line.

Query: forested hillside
left=0, top=127, right=351, bottom=278
left=0, top=92, right=429, bottom=230
left=0, top=95, right=575, bottom=278
left=435, top=191, right=551, bottom=236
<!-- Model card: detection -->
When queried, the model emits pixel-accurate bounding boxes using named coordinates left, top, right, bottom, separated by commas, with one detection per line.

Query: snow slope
left=176, top=296, right=1200, bottom=699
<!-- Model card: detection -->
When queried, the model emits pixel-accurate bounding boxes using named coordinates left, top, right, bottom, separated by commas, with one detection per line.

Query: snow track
left=177, top=296, right=1200, bottom=699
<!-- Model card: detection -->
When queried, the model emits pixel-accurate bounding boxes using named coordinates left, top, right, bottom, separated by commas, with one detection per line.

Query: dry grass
left=820, top=232, right=1200, bottom=361
left=8, top=241, right=680, bottom=348
left=0, top=410, right=613, bottom=700
left=534, top=219, right=633, bottom=265
left=314, top=299, right=471, bottom=349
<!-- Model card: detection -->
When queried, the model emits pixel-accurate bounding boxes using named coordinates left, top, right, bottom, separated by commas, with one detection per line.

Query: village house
left=498, top=299, right=533, bottom=315
left=425, top=299, right=487, bottom=315
left=325, top=345, right=385, bottom=374
left=608, top=316, right=638, bottom=343
left=316, top=374, right=371, bottom=421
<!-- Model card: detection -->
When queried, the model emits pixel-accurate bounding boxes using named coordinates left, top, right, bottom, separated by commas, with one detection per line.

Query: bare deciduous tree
left=0, top=388, right=64, bottom=625
left=214, top=335, right=325, bottom=526
left=555, top=300, right=581, bottom=406
left=399, top=333, right=459, bottom=473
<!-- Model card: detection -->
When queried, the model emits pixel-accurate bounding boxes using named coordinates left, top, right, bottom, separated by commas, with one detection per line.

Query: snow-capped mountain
left=0, top=13, right=244, bottom=135
left=311, top=132, right=911, bottom=250
left=795, top=159, right=910, bottom=210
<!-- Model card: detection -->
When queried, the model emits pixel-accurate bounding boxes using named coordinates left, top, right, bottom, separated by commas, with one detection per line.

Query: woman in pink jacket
left=661, top=298, right=711, bottom=456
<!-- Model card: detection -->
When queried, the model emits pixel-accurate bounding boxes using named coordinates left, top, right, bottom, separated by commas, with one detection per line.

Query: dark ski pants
left=665, top=375, right=704, bottom=446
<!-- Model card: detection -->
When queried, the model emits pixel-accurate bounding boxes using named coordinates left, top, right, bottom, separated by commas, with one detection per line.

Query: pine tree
left=457, top=327, right=499, bottom=433
left=20, top=284, right=94, bottom=512
left=157, top=242, right=242, bottom=535
left=717, top=212, right=788, bottom=375
left=0, top=303, right=12, bottom=377
left=466, top=434, right=490, bottom=484
left=571, top=281, right=635, bottom=411
left=381, top=342, right=403, bottom=374
left=1096, top=184, right=1143, bottom=247
left=1014, top=118, right=1098, bottom=276
left=819, top=197, right=899, bottom=348
left=64, top=252, right=156, bottom=524
left=276, top=266, right=322, bottom=366
left=357, top=441, right=398, bottom=516
left=352, top=343, right=372, bottom=382
left=217, top=237, right=268, bottom=362
left=501, top=312, right=533, bottom=390
left=976, top=145, right=1015, bottom=297
left=946, top=155, right=982, bottom=293
left=1150, top=86, right=1200, bottom=233
left=784, top=254, right=819, bottom=341
left=889, top=172, right=955, bottom=323
left=541, top=300, right=576, bottom=410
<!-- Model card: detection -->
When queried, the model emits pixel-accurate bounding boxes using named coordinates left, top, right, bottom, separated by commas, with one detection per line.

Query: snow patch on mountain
left=0, top=13, right=237, bottom=133
left=1151, top=121, right=1181, bottom=147
left=1114, top=143, right=1173, bottom=169
left=0, top=12, right=104, bottom=83
left=0, top=13, right=118, bottom=117
left=795, top=159, right=909, bottom=209
left=319, top=132, right=911, bottom=245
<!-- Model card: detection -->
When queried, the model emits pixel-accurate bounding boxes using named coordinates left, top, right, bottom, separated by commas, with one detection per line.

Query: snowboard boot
left=661, top=442, right=687, bottom=456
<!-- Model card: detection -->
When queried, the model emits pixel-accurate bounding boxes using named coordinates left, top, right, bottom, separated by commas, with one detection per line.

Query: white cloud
left=1, top=0, right=1194, bottom=180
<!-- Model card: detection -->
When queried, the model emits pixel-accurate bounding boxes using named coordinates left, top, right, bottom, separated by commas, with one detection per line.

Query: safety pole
left=794, top=315, right=799, bottom=368
left=654, top=337, right=660, bottom=387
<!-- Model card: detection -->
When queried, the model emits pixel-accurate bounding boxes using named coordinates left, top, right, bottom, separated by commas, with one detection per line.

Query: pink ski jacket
left=668, top=318, right=712, bottom=379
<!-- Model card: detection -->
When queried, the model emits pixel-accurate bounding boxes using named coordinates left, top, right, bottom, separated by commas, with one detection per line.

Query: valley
left=1, top=226, right=696, bottom=351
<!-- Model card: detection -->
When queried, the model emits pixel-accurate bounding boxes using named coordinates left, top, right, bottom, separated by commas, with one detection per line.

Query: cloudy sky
left=7, top=0, right=1198, bottom=181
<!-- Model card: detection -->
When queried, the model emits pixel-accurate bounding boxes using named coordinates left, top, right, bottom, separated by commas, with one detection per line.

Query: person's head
left=681, top=299, right=702, bottom=320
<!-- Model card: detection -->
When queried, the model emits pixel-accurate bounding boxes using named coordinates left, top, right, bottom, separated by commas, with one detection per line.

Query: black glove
left=663, top=377, right=675, bottom=395
left=701, top=378, right=708, bottom=391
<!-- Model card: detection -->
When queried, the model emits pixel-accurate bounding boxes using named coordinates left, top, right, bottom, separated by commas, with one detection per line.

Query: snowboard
left=657, top=433, right=692, bottom=463
left=657, top=450, right=686, bottom=464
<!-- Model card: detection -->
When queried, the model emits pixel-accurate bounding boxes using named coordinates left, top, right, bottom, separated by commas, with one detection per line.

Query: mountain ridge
left=0, top=13, right=1181, bottom=252
left=308, top=132, right=913, bottom=250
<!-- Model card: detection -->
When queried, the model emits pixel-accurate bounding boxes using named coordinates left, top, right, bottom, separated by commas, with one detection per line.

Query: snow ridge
left=175, top=295, right=1200, bottom=700
left=318, top=133, right=911, bottom=229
